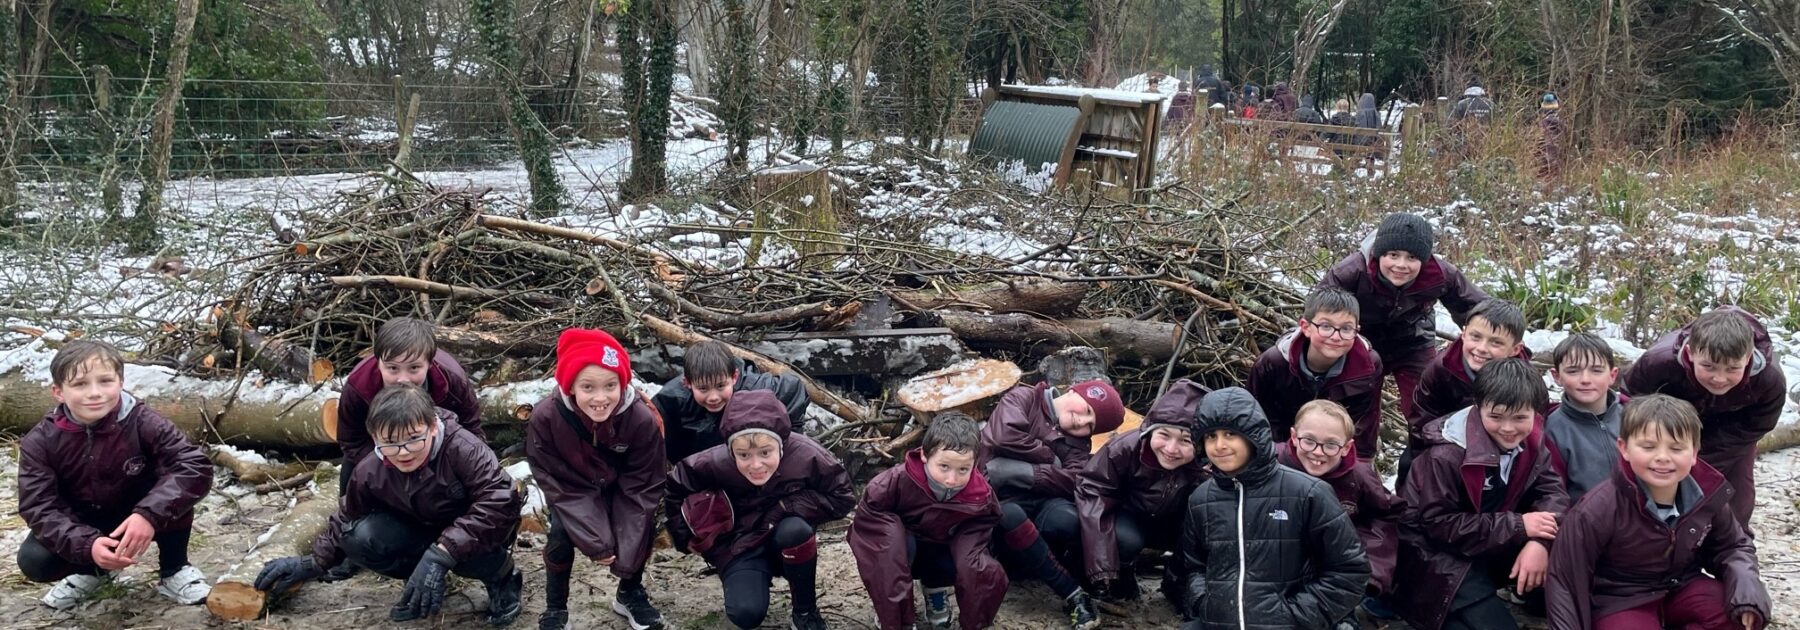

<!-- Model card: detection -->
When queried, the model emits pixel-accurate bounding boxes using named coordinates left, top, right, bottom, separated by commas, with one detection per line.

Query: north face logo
left=1086, top=386, right=1107, bottom=401
left=602, top=346, right=621, bottom=368
left=1269, top=509, right=1289, bottom=521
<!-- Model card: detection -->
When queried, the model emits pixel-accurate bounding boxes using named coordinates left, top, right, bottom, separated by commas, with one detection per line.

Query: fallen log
left=432, top=326, right=555, bottom=359
left=211, top=445, right=311, bottom=484
left=206, top=466, right=338, bottom=620
left=216, top=321, right=333, bottom=385
left=740, top=328, right=968, bottom=377
left=1759, top=423, right=1800, bottom=454
left=0, top=370, right=336, bottom=449
left=640, top=314, right=870, bottom=424
left=890, top=278, right=1089, bottom=317
left=923, top=310, right=1182, bottom=366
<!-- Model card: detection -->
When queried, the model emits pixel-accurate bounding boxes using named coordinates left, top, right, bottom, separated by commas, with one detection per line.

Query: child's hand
left=1510, top=540, right=1550, bottom=593
left=110, top=514, right=156, bottom=560
left=1521, top=512, right=1558, bottom=540
left=90, top=537, right=136, bottom=571
left=597, top=556, right=616, bottom=566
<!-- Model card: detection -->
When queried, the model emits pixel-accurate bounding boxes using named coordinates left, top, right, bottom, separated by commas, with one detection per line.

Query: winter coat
left=314, top=411, right=522, bottom=568
left=1168, top=91, right=1196, bottom=124
left=978, top=383, right=1093, bottom=500
left=1407, top=336, right=1534, bottom=442
left=1267, top=83, right=1298, bottom=120
left=1276, top=443, right=1404, bottom=594
left=1356, top=94, right=1379, bottom=129
left=18, top=393, right=213, bottom=565
left=1546, top=458, right=1768, bottom=630
left=1294, top=95, right=1325, bottom=125
left=1196, top=73, right=1227, bottom=107
left=526, top=391, right=666, bottom=578
left=665, top=391, right=855, bottom=567
left=654, top=359, right=811, bottom=464
left=1543, top=392, right=1625, bottom=502
left=1620, top=306, right=1784, bottom=475
left=1394, top=407, right=1570, bottom=630
left=336, top=350, right=483, bottom=467
left=1448, top=91, right=1494, bottom=124
left=1077, top=379, right=1211, bottom=582
left=1180, top=388, right=1368, bottom=629
left=1318, top=232, right=1491, bottom=356
left=1246, top=330, right=1384, bottom=456
left=850, top=450, right=1007, bottom=630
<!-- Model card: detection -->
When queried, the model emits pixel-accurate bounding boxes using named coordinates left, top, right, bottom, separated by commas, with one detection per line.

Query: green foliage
left=617, top=0, right=677, bottom=201
left=1597, top=166, right=1648, bottom=228
left=1491, top=266, right=1598, bottom=331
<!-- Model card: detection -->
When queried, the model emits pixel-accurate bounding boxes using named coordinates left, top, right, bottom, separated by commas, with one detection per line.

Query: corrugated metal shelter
left=968, top=84, right=1166, bottom=200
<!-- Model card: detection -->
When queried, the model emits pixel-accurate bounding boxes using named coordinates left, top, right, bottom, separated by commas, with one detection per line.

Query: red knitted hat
left=1072, top=379, right=1127, bottom=434
left=555, top=328, right=631, bottom=395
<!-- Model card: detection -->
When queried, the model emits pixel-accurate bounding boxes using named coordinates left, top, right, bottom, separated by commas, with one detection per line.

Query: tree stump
left=747, top=162, right=838, bottom=267
left=205, top=464, right=338, bottom=620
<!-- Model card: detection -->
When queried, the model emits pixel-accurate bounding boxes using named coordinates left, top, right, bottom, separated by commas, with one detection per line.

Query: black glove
left=399, top=546, right=455, bottom=619
left=253, top=555, right=324, bottom=593
left=984, top=458, right=1035, bottom=493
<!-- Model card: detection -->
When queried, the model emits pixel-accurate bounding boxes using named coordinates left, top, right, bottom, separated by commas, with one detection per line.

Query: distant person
left=1195, top=65, right=1226, bottom=107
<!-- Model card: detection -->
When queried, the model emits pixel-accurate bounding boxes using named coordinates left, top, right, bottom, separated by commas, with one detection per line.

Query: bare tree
left=1289, top=0, right=1350, bottom=90
left=129, top=0, right=201, bottom=252
left=1704, top=0, right=1800, bottom=98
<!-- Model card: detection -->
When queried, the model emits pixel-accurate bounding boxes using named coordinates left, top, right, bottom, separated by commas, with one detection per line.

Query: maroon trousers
left=1594, top=577, right=1739, bottom=630
left=1384, top=345, right=1437, bottom=426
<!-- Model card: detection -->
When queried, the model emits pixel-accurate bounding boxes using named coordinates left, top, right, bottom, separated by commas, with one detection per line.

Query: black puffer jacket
left=655, top=359, right=810, bottom=463
left=1180, top=388, right=1369, bottom=629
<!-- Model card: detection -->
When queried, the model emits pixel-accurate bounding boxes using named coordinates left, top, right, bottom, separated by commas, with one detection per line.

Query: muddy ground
left=0, top=448, right=1794, bottom=630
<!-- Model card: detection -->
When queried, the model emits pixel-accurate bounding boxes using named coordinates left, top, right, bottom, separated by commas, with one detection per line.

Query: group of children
left=13, top=212, right=1782, bottom=630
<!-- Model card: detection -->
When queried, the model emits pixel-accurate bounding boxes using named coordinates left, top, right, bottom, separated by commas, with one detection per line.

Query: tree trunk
left=216, top=322, right=334, bottom=385
left=619, top=1, right=678, bottom=201
left=205, top=467, right=338, bottom=621
left=129, top=0, right=201, bottom=252
left=746, top=162, right=838, bottom=267
left=0, top=0, right=19, bottom=223
left=922, top=310, right=1183, bottom=366
left=1289, top=0, right=1350, bottom=91
left=93, top=64, right=122, bottom=221
left=0, top=370, right=337, bottom=449
left=561, top=0, right=599, bottom=123
left=472, top=0, right=567, bottom=217
left=679, top=0, right=714, bottom=98
left=888, top=278, right=1090, bottom=317
left=719, top=0, right=757, bottom=170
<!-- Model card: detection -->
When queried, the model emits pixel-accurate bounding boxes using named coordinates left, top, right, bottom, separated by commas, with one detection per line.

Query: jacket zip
left=1236, top=481, right=1246, bottom=630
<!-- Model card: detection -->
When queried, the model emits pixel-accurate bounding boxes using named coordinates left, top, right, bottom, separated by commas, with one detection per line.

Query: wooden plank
left=1221, top=117, right=1388, bottom=138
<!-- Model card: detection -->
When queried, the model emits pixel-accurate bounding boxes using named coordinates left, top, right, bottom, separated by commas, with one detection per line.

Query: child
left=852, top=412, right=1100, bottom=630
left=1546, top=394, right=1770, bottom=630
left=1276, top=400, right=1405, bottom=608
left=1179, top=388, right=1369, bottom=629
left=254, top=384, right=524, bottom=625
left=665, top=389, right=855, bottom=630
left=526, top=328, right=667, bottom=630
left=1077, top=379, right=1211, bottom=606
left=17, top=340, right=214, bottom=610
left=1543, top=332, right=1625, bottom=502
left=1408, top=298, right=1531, bottom=435
left=1247, top=287, right=1385, bottom=457
left=655, top=339, right=811, bottom=464
left=1621, top=306, right=1785, bottom=526
left=336, top=317, right=483, bottom=490
left=1395, top=358, right=1569, bottom=630
left=1319, top=212, right=1490, bottom=423
left=979, top=378, right=1126, bottom=557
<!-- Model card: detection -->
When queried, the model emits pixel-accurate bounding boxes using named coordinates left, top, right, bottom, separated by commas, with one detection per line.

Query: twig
left=253, top=472, right=313, bottom=494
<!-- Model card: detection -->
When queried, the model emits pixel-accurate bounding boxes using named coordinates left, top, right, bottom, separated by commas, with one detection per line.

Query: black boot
left=484, top=568, right=523, bottom=626
left=1065, top=590, right=1101, bottom=630
left=611, top=579, right=665, bottom=630
left=537, top=608, right=570, bottom=630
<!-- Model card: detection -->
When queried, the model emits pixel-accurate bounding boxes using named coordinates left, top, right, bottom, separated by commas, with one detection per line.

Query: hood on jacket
left=905, top=448, right=995, bottom=505
left=1463, top=86, right=1486, bottom=98
left=1299, top=94, right=1317, bottom=110
left=719, top=389, right=793, bottom=442
left=1357, top=93, right=1378, bottom=128
left=1143, top=379, right=1210, bottom=435
left=1193, top=388, right=1277, bottom=483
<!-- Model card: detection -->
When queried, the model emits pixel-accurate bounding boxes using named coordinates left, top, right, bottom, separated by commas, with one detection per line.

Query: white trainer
left=41, top=573, right=105, bottom=610
left=155, top=565, right=211, bottom=605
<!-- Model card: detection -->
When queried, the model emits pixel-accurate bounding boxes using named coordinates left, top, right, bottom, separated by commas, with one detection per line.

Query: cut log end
left=204, top=582, right=267, bottom=621
left=321, top=398, right=339, bottom=441
left=310, top=359, right=335, bottom=384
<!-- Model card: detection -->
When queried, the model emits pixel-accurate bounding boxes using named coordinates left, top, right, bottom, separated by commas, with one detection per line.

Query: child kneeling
left=19, top=341, right=215, bottom=610
left=255, top=384, right=524, bottom=625
left=1546, top=394, right=1769, bottom=630
left=851, top=412, right=1099, bottom=630
left=1180, top=388, right=1368, bottom=629
left=666, top=389, right=856, bottom=630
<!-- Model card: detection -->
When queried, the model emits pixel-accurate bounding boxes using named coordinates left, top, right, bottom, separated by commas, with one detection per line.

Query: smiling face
left=50, top=358, right=124, bottom=425
left=378, top=352, right=431, bottom=388
left=1478, top=403, right=1534, bottom=450
left=731, top=434, right=782, bottom=486
left=923, top=447, right=976, bottom=493
left=1461, top=317, right=1521, bottom=374
left=1300, top=310, right=1358, bottom=364
left=1553, top=355, right=1618, bottom=412
left=688, top=374, right=738, bottom=413
left=1290, top=411, right=1351, bottom=477
left=1203, top=428, right=1252, bottom=475
left=1687, top=347, right=1749, bottom=396
left=1053, top=392, right=1097, bottom=437
left=374, top=420, right=438, bottom=473
left=571, top=365, right=623, bottom=422
left=1148, top=426, right=1196, bottom=470
left=1377, top=251, right=1422, bottom=286
left=1619, top=427, right=1697, bottom=497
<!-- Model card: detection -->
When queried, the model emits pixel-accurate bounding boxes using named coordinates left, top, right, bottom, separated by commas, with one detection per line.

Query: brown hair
left=1550, top=332, right=1616, bottom=370
left=1474, top=357, right=1549, bottom=412
left=922, top=412, right=981, bottom=456
left=1619, top=394, right=1701, bottom=447
left=50, top=340, right=125, bottom=386
left=1294, top=399, right=1355, bottom=440
left=1468, top=298, right=1526, bottom=345
left=373, top=317, right=437, bottom=362
left=1302, top=287, right=1360, bottom=323
left=684, top=340, right=739, bottom=385
left=1687, top=309, right=1755, bottom=362
left=366, top=383, right=438, bottom=440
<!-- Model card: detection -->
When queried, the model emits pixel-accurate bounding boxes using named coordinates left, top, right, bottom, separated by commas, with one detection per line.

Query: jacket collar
left=905, top=449, right=993, bottom=505
left=1555, top=391, right=1621, bottom=426
left=1276, top=329, right=1378, bottom=385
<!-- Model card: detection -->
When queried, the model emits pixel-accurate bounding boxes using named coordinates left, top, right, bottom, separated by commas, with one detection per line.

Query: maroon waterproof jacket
left=1247, top=330, right=1384, bottom=455
left=1546, top=458, right=1768, bottom=630
left=313, top=410, right=521, bottom=568
left=1394, top=407, right=1569, bottom=630
left=850, top=449, right=1007, bottom=630
left=978, top=383, right=1092, bottom=500
left=1077, top=379, right=1210, bottom=582
left=665, top=390, right=855, bottom=567
left=1319, top=237, right=1490, bottom=355
left=336, top=350, right=483, bottom=467
left=18, top=393, right=213, bottom=565
left=1620, top=306, right=1785, bottom=479
left=526, top=391, right=665, bottom=578
left=1275, top=442, right=1405, bottom=594
left=1407, top=336, right=1534, bottom=443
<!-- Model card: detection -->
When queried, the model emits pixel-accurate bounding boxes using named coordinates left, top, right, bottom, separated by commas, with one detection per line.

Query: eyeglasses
left=376, top=434, right=430, bottom=456
left=1304, top=319, right=1359, bottom=340
left=1295, top=436, right=1346, bottom=456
